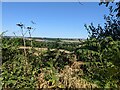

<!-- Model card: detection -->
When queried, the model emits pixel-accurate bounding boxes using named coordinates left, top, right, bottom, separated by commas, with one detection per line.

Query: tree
left=76, top=1, right=120, bottom=88
left=85, top=1, right=120, bottom=40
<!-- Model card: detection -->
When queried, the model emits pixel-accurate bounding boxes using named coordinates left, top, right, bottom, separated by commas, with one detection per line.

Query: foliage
left=2, top=38, right=37, bottom=88
left=40, top=49, right=74, bottom=70
left=37, top=61, right=98, bottom=89
left=2, top=2, right=120, bottom=89
left=85, top=2, right=120, bottom=40
left=2, top=35, right=89, bottom=89
left=2, top=34, right=99, bottom=89
left=76, top=2, right=120, bottom=88
left=76, top=37, right=120, bottom=88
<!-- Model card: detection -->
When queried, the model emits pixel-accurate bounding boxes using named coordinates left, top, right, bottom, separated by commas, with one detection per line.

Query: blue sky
left=2, top=2, right=114, bottom=38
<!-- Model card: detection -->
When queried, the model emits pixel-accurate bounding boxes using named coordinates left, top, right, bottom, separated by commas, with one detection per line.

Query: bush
left=76, top=37, right=120, bottom=88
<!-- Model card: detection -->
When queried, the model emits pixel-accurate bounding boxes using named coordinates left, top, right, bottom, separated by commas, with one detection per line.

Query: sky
left=2, top=2, right=115, bottom=38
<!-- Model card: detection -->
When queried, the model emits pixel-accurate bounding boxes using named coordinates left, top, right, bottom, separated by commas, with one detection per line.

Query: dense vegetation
left=1, top=36, right=97, bottom=89
left=76, top=2, right=120, bottom=88
left=1, top=1, right=120, bottom=89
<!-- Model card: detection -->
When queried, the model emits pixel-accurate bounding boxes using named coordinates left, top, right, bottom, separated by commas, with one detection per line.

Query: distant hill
left=3, top=36, right=86, bottom=40
left=3, top=36, right=86, bottom=42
